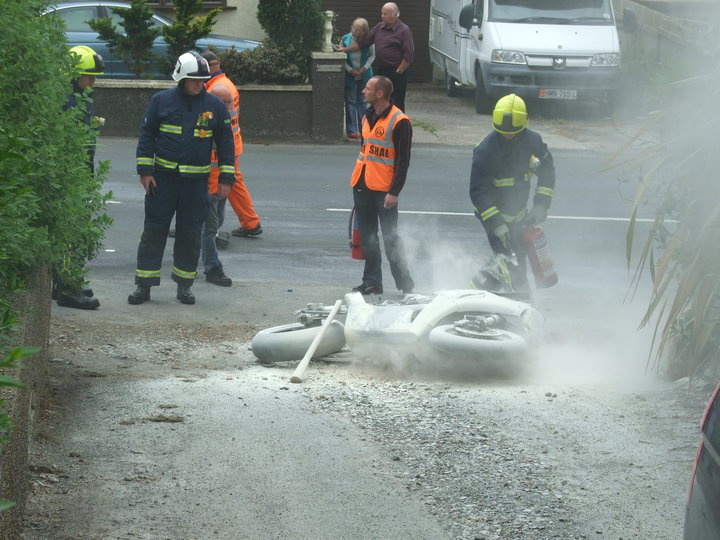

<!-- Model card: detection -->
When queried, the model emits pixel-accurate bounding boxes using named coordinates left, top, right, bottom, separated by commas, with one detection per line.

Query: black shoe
left=52, top=284, right=93, bottom=300
left=231, top=224, right=263, bottom=237
left=168, top=228, right=176, bottom=238
left=57, top=291, right=100, bottom=310
left=177, top=285, right=195, bottom=305
left=128, top=285, right=151, bottom=305
left=205, top=268, right=232, bottom=287
left=352, top=283, right=383, bottom=295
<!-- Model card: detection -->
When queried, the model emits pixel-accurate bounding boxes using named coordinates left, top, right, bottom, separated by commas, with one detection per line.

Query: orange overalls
left=205, top=73, right=260, bottom=230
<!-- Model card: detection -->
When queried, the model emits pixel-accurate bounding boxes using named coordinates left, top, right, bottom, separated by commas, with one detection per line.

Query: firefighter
left=469, top=94, right=555, bottom=292
left=54, top=45, right=105, bottom=310
left=128, top=51, right=235, bottom=306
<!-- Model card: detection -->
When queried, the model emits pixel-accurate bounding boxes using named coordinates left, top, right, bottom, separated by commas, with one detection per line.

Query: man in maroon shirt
left=338, top=2, right=414, bottom=112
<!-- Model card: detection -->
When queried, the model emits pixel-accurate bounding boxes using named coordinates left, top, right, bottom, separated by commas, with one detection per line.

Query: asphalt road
left=92, top=125, right=650, bottom=337
left=31, top=85, right=679, bottom=540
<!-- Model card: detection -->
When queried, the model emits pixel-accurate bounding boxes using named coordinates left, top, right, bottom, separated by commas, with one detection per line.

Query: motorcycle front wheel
left=428, top=324, right=528, bottom=358
left=251, top=321, right=346, bottom=364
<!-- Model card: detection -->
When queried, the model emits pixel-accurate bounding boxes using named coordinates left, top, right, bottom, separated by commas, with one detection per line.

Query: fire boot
left=128, top=285, right=151, bottom=305
left=52, top=280, right=93, bottom=300
left=176, top=284, right=195, bottom=305
left=56, top=290, right=100, bottom=310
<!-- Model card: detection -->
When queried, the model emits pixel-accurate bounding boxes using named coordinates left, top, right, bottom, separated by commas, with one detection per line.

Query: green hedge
left=0, top=0, right=112, bottom=481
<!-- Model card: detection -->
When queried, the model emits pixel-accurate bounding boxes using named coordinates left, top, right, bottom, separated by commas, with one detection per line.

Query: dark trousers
left=135, top=170, right=210, bottom=287
left=377, top=66, right=408, bottom=112
left=353, top=185, right=413, bottom=292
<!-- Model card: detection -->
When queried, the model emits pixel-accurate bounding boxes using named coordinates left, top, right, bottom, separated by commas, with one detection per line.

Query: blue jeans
left=345, top=81, right=366, bottom=135
left=201, top=195, right=227, bottom=274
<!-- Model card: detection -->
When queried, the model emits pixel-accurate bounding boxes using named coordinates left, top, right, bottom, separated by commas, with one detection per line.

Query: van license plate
left=538, top=88, right=577, bottom=100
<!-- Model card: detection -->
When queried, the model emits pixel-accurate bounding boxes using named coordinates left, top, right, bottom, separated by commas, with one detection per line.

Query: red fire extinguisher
left=524, top=225, right=558, bottom=288
left=348, top=207, right=365, bottom=260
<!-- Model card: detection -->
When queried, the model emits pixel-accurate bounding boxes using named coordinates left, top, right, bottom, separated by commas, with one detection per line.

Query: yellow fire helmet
left=70, top=45, right=105, bottom=76
left=492, top=93, right=528, bottom=135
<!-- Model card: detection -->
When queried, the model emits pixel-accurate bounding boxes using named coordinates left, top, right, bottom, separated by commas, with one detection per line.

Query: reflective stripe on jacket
left=135, top=85, right=235, bottom=184
left=350, top=105, right=409, bottom=191
left=469, top=128, right=555, bottom=233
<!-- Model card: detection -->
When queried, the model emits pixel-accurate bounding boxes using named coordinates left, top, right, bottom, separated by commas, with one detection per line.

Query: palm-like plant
left=619, top=71, right=720, bottom=384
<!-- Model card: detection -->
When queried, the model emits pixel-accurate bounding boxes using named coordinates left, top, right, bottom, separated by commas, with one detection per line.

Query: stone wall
left=0, top=267, right=51, bottom=540
left=94, top=52, right=346, bottom=144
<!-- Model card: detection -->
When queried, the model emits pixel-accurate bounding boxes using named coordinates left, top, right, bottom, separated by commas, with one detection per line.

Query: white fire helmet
left=172, top=51, right=211, bottom=82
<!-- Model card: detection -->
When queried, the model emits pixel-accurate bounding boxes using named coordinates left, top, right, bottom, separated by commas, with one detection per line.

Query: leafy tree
left=87, top=0, right=162, bottom=78
left=2, top=0, right=111, bottom=292
left=257, top=0, right=323, bottom=52
left=256, top=0, right=324, bottom=81
left=162, top=0, right=220, bottom=72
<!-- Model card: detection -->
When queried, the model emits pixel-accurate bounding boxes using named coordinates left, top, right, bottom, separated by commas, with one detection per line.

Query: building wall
left=212, top=0, right=266, bottom=41
left=321, top=0, right=432, bottom=82
left=153, top=0, right=266, bottom=41
left=156, top=1, right=433, bottom=81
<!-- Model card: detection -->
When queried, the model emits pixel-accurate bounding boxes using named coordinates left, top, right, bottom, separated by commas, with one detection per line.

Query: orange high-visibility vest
left=206, top=73, right=242, bottom=154
left=350, top=106, right=409, bottom=192
left=206, top=73, right=242, bottom=194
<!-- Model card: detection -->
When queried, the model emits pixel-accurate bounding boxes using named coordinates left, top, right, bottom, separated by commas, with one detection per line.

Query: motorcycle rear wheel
left=251, top=321, right=346, bottom=364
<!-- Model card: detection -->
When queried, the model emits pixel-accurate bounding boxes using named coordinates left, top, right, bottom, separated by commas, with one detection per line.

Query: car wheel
left=445, top=67, right=460, bottom=97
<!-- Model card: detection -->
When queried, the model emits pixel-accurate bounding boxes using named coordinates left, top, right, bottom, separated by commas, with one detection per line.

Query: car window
left=105, top=8, right=166, bottom=30
left=55, top=6, right=98, bottom=32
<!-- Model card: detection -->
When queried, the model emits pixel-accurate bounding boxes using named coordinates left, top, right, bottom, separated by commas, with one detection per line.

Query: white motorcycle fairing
left=343, top=289, right=543, bottom=352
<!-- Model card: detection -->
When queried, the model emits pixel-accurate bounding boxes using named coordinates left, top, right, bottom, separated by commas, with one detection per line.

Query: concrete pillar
left=310, top=51, right=346, bottom=143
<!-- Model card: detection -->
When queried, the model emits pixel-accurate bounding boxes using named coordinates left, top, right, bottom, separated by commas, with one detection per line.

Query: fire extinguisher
left=348, top=207, right=365, bottom=260
left=523, top=225, right=558, bottom=288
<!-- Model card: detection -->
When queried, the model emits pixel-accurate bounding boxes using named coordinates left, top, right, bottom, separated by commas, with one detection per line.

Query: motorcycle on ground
left=251, top=261, right=544, bottom=373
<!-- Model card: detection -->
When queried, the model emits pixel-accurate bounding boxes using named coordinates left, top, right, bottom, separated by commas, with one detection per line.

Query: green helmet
left=70, top=45, right=104, bottom=76
left=492, top=94, right=527, bottom=135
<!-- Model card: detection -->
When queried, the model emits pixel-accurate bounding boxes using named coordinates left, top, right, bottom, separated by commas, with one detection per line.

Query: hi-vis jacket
left=469, top=128, right=555, bottom=233
left=205, top=72, right=243, bottom=194
left=136, top=85, right=235, bottom=184
left=205, top=71, right=242, bottom=155
left=351, top=105, right=410, bottom=193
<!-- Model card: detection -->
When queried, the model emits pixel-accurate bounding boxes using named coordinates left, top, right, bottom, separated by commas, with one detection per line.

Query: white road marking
left=325, top=208, right=673, bottom=224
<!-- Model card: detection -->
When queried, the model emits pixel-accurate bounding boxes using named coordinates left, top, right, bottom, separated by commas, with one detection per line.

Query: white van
left=429, top=0, right=625, bottom=113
